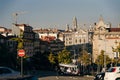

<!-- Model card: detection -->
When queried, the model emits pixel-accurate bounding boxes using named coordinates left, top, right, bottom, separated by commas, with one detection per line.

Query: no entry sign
left=18, top=49, right=25, bottom=57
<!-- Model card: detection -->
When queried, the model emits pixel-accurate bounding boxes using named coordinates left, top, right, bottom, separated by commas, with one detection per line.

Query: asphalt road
left=38, top=76, right=94, bottom=80
left=35, top=70, right=94, bottom=80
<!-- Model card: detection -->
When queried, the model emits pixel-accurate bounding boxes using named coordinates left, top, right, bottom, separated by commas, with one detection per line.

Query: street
left=35, top=70, right=94, bottom=80
left=38, top=76, right=94, bottom=80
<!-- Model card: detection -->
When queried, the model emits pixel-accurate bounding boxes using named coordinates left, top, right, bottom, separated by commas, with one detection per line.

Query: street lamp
left=70, top=49, right=76, bottom=64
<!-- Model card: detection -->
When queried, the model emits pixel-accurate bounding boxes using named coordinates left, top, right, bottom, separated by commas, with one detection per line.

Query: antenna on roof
left=12, top=11, right=27, bottom=24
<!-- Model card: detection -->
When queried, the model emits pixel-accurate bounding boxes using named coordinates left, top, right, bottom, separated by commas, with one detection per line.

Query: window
left=75, top=39, right=77, bottom=43
left=84, top=39, right=85, bottom=43
left=79, top=39, right=81, bottom=43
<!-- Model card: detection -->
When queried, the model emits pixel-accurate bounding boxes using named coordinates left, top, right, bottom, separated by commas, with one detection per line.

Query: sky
left=0, top=0, right=120, bottom=29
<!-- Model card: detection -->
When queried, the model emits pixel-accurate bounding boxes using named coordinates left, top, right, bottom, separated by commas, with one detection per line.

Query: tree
left=95, top=50, right=111, bottom=67
left=10, top=38, right=23, bottom=49
left=112, top=42, right=120, bottom=65
left=48, top=52, right=57, bottom=70
left=10, top=37, right=32, bottom=71
left=48, top=52, right=56, bottom=65
left=58, top=48, right=72, bottom=64
left=78, top=50, right=91, bottom=65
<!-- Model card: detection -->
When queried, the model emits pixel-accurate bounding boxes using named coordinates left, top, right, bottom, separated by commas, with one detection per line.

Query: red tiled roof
left=108, top=28, right=120, bottom=32
left=41, top=36, right=56, bottom=42
left=33, top=28, right=58, bottom=33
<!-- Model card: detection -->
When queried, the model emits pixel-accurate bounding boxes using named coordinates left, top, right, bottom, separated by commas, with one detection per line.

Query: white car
left=0, top=67, right=20, bottom=79
left=104, top=67, right=120, bottom=80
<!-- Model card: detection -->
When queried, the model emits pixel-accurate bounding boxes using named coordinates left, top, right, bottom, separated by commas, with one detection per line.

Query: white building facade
left=92, top=16, right=120, bottom=62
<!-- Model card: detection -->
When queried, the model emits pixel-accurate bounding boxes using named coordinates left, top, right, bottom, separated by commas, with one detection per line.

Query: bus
left=59, top=63, right=80, bottom=75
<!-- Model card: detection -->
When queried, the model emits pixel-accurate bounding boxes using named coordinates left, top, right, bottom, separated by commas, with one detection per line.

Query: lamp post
left=70, top=48, right=76, bottom=64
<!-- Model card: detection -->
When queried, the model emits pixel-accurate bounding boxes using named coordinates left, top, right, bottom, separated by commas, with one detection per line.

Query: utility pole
left=13, top=13, right=18, bottom=24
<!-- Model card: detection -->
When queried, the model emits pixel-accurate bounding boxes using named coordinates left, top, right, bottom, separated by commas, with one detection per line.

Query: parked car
left=104, top=67, right=120, bottom=80
left=0, top=67, right=20, bottom=79
left=94, top=72, right=105, bottom=80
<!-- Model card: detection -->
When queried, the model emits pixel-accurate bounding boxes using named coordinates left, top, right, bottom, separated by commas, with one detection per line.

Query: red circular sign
left=18, top=49, right=25, bottom=57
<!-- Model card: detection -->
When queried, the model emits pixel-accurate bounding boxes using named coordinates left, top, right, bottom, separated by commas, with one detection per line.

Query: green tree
left=58, top=48, right=72, bottom=64
left=48, top=52, right=57, bottom=69
left=95, top=50, right=111, bottom=67
left=113, top=42, right=120, bottom=52
left=48, top=52, right=56, bottom=64
left=112, top=42, right=120, bottom=65
left=10, top=38, right=23, bottom=49
left=78, top=50, right=91, bottom=65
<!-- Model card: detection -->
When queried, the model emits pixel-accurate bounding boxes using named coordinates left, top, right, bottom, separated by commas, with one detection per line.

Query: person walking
left=55, top=65, right=60, bottom=79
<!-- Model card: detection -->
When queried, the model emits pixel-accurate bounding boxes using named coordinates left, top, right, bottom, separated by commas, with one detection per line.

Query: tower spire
left=73, top=16, right=77, bottom=31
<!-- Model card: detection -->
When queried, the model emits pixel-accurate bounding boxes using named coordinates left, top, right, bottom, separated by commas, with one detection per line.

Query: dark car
left=94, top=72, right=105, bottom=80
left=0, top=66, right=20, bottom=79
left=116, top=77, right=120, bottom=80
left=0, top=67, right=38, bottom=80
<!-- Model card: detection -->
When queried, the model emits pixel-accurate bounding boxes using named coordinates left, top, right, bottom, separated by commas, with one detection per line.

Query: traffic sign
left=18, top=49, right=25, bottom=57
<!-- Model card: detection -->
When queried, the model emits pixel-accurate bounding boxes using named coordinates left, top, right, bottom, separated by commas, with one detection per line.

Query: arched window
left=75, top=39, right=77, bottom=43
left=79, top=39, right=81, bottom=43
left=84, top=39, right=85, bottom=43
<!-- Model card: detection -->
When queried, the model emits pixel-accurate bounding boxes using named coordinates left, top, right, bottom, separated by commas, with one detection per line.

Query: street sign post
left=18, top=49, right=25, bottom=77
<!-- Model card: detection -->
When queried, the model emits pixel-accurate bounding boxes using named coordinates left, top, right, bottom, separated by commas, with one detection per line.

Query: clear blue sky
left=0, top=0, right=120, bottom=29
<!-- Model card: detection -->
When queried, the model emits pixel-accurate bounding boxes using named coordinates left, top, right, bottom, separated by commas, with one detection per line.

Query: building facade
left=92, top=16, right=120, bottom=62
left=12, top=24, right=35, bottom=57
left=34, top=28, right=65, bottom=54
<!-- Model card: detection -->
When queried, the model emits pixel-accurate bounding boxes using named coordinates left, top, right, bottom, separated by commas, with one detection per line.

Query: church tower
left=94, top=15, right=105, bottom=30
left=73, top=16, right=78, bottom=31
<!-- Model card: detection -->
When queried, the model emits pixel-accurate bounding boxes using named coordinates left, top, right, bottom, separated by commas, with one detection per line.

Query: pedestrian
left=55, top=65, right=60, bottom=79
